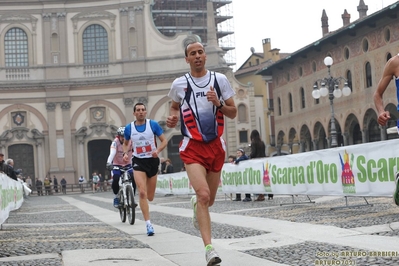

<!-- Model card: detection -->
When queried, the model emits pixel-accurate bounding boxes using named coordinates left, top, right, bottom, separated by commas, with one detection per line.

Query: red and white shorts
left=179, top=136, right=226, bottom=172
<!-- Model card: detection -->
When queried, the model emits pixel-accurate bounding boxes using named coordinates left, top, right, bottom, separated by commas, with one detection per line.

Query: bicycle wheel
left=126, top=185, right=136, bottom=225
left=119, top=192, right=126, bottom=223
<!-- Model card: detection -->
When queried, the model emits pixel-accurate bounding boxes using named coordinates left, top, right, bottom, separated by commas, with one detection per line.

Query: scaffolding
left=151, top=0, right=236, bottom=66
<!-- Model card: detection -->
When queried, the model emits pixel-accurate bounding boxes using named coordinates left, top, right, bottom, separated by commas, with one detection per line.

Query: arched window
left=346, top=70, right=352, bottom=92
left=5, top=28, right=28, bottom=67
left=300, top=87, right=305, bottom=109
left=289, top=93, right=293, bottom=113
left=83, top=24, right=109, bottom=64
left=237, top=104, right=247, bottom=123
left=365, top=62, right=372, bottom=88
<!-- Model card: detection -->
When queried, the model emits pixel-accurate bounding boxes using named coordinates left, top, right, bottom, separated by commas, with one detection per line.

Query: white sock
left=146, top=220, right=151, bottom=226
left=114, top=194, right=118, bottom=198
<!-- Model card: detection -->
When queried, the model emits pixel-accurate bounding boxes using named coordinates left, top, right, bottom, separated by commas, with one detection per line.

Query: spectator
left=228, top=155, right=236, bottom=164
left=159, top=157, right=166, bottom=174
left=44, top=177, right=51, bottom=195
left=60, top=177, right=67, bottom=194
left=26, top=176, right=32, bottom=189
left=98, top=173, right=104, bottom=192
left=53, top=175, right=59, bottom=193
left=92, top=172, right=99, bottom=193
left=164, top=158, right=174, bottom=173
left=0, top=153, right=8, bottom=174
left=5, top=159, right=18, bottom=181
left=234, top=149, right=250, bottom=202
left=78, top=175, right=85, bottom=193
left=249, top=129, right=271, bottom=201
left=36, top=178, right=43, bottom=196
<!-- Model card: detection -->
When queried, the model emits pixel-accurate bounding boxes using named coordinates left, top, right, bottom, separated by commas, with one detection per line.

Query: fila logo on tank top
left=181, top=71, right=224, bottom=143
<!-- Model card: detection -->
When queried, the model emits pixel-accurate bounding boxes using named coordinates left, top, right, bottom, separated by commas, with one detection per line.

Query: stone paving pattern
left=1, top=193, right=399, bottom=265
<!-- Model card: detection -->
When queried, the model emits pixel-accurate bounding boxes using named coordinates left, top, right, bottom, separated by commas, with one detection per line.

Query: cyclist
left=106, top=126, right=134, bottom=208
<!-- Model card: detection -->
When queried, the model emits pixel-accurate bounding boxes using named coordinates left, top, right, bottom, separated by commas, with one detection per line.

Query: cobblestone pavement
left=1, top=192, right=399, bottom=265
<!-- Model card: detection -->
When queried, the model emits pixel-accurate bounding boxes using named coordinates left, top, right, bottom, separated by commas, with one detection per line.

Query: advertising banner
left=156, top=140, right=398, bottom=197
left=0, top=173, right=24, bottom=225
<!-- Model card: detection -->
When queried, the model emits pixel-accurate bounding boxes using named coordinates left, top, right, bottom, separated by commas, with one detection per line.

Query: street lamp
left=312, top=56, right=351, bottom=148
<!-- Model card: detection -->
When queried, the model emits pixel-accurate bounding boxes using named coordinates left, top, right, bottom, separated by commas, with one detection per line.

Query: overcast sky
left=232, top=0, right=398, bottom=69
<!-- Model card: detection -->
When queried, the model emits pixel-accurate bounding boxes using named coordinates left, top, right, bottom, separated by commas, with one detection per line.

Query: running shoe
left=113, top=197, right=119, bottom=208
left=205, top=246, right=222, bottom=266
left=394, top=172, right=399, bottom=206
left=146, top=224, right=154, bottom=236
left=191, top=195, right=199, bottom=230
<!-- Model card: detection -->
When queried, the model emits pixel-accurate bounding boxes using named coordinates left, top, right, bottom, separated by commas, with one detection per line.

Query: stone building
left=257, top=1, right=399, bottom=154
left=0, top=0, right=255, bottom=186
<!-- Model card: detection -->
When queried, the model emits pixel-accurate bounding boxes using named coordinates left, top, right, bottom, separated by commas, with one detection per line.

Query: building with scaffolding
left=151, top=0, right=235, bottom=66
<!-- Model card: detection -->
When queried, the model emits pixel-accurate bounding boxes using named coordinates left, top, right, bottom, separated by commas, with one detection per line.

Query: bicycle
left=113, top=165, right=137, bottom=225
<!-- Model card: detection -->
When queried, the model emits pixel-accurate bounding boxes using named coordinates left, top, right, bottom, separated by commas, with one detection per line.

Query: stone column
left=343, top=132, right=349, bottom=146
left=42, top=13, right=52, bottom=64
left=57, top=12, right=67, bottom=64
left=46, top=102, right=59, bottom=172
left=119, top=7, right=129, bottom=60
left=61, top=102, right=74, bottom=171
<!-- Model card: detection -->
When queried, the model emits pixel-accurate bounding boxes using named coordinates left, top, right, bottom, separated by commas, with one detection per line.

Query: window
left=384, top=28, right=391, bottom=43
left=256, top=58, right=259, bottom=65
left=237, top=104, right=247, bottom=123
left=387, top=53, right=392, bottom=62
left=300, top=87, right=305, bottom=109
left=344, top=47, right=350, bottom=60
left=312, top=61, right=316, bottom=72
left=239, top=130, right=248, bottom=143
left=278, top=97, right=281, bottom=116
left=365, top=62, right=372, bottom=88
left=289, top=93, right=293, bottom=112
left=298, top=66, right=303, bottom=77
left=83, top=24, right=109, bottom=64
left=362, top=38, right=369, bottom=53
left=346, top=70, right=352, bottom=92
left=5, top=28, right=28, bottom=67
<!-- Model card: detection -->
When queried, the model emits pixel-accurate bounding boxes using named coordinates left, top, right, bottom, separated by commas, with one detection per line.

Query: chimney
left=262, top=38, right=271, bottom=58
left=321, top=9, right=329, bottom=36
left=357, top=0, right=368, bottom=19
left=342, top=9, right=351, bottom=26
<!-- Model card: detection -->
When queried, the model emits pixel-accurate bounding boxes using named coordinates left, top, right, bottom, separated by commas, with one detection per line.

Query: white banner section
left=156, top=140, right=398, bottom=197
left=0, top=173, right=24, bottom=225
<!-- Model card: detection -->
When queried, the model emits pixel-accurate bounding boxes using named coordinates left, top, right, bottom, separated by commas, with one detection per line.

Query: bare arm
left=218, top=97, right=237, bottom=119
left=153, top=134, right=168, bottom=157
left=373, top=56, right=399, bottom=126
left=166, top=100, right=180, bottom=128
left=122, top=139, right=130, bottom=162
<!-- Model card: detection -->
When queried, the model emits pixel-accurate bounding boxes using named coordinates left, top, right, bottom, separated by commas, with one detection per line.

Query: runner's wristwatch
left=217, top=100, right=224, bottom=109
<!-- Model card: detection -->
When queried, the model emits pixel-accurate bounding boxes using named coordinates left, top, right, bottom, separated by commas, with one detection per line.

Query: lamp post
left=312, top=56, right=351, bottom=148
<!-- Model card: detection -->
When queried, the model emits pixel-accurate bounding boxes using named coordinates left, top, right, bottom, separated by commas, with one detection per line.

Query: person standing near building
left=92, top=172, right=99, bottom=193
left=53, top=175, right=58, bottom=193
left=60, top=177, right=67, bottom=194
left=78, top=175, right=85, bottom=193
left=234, top=149, right=250, bottom=202
left=249, top=129, right=271, bottom=201
left=36, top=178, right=43, bottom=196
left=44, top=177, right=51, bottom=195
left=373, top=54, right=399, bottom=206
left=106, top=126, right=134, bottom=208
left=26, top=176, right=32, bottom=190
left=122, top=102, right=167, bottom=236
left=166, top=41, right=237, bottom=266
